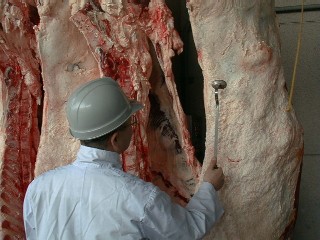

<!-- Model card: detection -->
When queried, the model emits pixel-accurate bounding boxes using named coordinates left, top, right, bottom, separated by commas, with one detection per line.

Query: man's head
left=66, top=77, right=143, bottom=152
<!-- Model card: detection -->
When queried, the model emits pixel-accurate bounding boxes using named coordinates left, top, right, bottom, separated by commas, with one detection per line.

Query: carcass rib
left=0, top=1, right=41, bottom=238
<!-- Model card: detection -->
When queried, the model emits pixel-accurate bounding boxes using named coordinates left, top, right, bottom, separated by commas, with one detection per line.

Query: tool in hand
left=211, top=80, right=227, bottom=169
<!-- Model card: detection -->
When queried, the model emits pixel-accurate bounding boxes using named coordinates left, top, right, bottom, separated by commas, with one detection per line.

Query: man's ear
left=109, top=132, right=120, bottom=152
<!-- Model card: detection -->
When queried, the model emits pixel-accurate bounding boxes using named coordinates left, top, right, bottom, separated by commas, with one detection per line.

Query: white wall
left=276, top=0, right=319, bottom=8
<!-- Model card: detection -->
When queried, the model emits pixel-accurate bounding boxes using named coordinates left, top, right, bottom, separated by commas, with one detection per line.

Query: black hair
left=79, top=120, right=129, bottom=149
left=80, top=127, right=119, bottom=150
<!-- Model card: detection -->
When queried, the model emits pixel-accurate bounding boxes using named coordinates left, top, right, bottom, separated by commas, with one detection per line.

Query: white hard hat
left=66, top=77, right=143, bottom=140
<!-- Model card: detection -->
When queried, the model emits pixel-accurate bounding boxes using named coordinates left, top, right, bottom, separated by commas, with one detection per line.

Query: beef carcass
left=187, top=0, right=303, bottom=239
left=0, top=0, right=303, bottom=239
left=35, top=0, right=201, bottom=204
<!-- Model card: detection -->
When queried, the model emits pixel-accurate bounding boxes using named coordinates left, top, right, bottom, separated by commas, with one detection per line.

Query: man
left=23, top=77, right=225, bottom=240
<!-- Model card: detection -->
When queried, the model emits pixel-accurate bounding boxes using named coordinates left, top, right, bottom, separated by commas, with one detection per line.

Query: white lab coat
left=23, top=145, right=223, bottom=240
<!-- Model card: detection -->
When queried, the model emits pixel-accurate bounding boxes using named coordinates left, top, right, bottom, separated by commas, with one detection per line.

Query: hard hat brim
left=130, top=100, right=144, bottom=114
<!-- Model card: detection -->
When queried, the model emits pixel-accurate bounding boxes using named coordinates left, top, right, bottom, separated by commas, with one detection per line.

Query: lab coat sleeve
left=140, top=182, right=224, bottom=240
left=23, top=194, right=37, bottom=240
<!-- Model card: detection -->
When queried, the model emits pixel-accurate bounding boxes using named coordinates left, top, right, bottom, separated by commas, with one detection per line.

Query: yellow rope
left=286, top=0, right=305, bottom=112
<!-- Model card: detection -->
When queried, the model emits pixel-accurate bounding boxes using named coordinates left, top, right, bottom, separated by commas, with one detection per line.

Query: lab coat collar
left=74, top=145, right=122, bottom=170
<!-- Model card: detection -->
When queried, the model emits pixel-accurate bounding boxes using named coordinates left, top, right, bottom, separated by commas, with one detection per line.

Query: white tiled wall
left=276, top=0, right=319, bottom=8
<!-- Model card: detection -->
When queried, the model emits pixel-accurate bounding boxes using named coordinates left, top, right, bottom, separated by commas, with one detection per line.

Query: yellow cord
left=286, top=0, right=305, bottom=112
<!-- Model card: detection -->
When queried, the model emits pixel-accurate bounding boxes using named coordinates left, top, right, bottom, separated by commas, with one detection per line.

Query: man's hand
left=203, top=160, right=225, bottom=191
